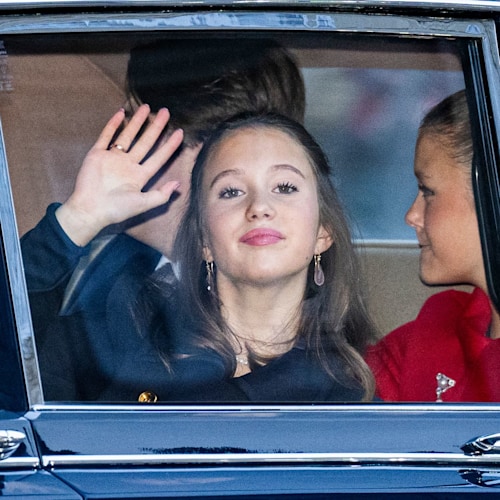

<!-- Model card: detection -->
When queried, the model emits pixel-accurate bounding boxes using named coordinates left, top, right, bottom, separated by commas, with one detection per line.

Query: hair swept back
left=126, top=38, right=305, bottom=147
left=418, top=89, right=472, bottom=171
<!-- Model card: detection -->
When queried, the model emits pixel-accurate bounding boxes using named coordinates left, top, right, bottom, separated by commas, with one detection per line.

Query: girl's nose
left=405, top=195, right=422, bottom=229
left=246, top=193, right=275, bottom=220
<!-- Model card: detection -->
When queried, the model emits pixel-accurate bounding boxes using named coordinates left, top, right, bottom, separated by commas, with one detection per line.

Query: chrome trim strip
left=0, top=120, right=43, bottom=407
left=0, top=8, right=492, bottom=411
left=32, top=402, right=500, bottom=412
left=0, top=1, right=498, bottom=13
left=42, top=451, right=500, bottom=468
left=481, top=16, right=500, bottom=164
left=0, top=456, right=39, bottom=469
left=0, top=11, right=492, bottom=36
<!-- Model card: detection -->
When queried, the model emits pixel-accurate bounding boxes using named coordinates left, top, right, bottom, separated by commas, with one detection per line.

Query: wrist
left=55, top=202, right=104, bottom=247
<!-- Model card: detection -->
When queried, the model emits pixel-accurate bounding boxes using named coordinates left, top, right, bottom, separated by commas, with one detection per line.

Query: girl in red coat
left=366, top=90, right=500, bottom=402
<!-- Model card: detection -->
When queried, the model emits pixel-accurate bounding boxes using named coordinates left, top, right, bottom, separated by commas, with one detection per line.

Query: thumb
left=141, top=181, right=181, bottom=212
left=158, top=180, right=181, bottom=200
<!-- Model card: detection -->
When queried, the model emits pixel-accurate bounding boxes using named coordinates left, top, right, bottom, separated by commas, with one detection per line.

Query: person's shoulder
left=415, top=287, right=492, bottom=328
left=374, top=289, right=474, bottom=349
left=417, top=288, right=474, bottom=317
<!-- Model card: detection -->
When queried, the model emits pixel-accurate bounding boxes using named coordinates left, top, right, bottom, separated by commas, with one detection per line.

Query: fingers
left=141, top=128, right=184, bottom=180
left=147, top=180, right=182, bottom=208
left=95, top=105, right=176, bottom=165
left=89, top=104, right=183, bottom=197
left=107, top=104, right=171, bottom=161
left=110, top=104, right=155, bottom=154
left=127, top=108, right=172, bottom=161
left=93, top=108, right=126, bottom=151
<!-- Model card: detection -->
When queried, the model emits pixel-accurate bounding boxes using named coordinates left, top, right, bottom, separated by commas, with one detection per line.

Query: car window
left=0, top=10, right=498, bottom=407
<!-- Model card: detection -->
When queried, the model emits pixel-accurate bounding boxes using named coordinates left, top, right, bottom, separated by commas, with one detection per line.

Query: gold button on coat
left=138, top=391, right=158, bottom=403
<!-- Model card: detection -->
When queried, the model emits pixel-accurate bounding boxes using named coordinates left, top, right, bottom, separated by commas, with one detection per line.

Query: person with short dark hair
left=122, top=38, right=305, bottom=256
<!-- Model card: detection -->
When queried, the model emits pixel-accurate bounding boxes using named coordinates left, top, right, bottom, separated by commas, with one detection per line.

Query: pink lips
left=239, top=228, right=284, bottom=246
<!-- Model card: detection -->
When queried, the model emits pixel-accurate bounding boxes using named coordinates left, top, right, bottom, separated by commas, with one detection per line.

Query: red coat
left=365, top=288, right=498, bottom=402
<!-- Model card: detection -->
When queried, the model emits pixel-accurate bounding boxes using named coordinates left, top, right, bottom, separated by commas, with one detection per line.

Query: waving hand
left=56, top=105, right=183, bottom=246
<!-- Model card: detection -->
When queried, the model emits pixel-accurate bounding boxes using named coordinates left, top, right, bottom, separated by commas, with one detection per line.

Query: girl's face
left=201, top=126, right=332, bottom=290
left=405, top=133, right=485, bottom=288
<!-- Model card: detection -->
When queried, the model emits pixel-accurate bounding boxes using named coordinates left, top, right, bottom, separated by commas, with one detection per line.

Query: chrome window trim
left=0, top=9, right=497, bottom=409
left=0, top=1, right=498, bottom=14
left=41, top=451, right=500, bottom=468
left=33, top=403, right=500, bottom=411
left=0, top=11, right=494, bottom=36
left=0, top=120, right=43, bottom=408
left=478, top=19, right=500, bottom=159
left=0, top=456, right=39, bottom=469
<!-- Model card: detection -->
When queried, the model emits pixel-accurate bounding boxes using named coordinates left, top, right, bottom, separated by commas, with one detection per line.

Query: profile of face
left=405, top=133, right=485, bottom=289
left=201, top=126, right=332, bottom=290
left=125, top=143, right=202, bottom=257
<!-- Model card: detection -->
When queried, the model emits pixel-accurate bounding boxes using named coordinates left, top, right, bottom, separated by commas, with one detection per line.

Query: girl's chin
left=418, top=267, right=441, bottom=286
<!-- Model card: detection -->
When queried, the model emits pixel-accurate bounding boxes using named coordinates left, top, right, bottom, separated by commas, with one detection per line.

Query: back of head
left=126, top=38, right=305, bottom=146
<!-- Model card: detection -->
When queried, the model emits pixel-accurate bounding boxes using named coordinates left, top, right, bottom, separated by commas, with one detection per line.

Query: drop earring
left=206, top=260, right=214, bottom=291
left=314, top=254, right=325, bottom=286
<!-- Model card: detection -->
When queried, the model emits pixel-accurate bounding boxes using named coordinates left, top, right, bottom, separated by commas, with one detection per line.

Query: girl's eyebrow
left=209, top=169, right=243, bottom=189
left=273, top=163, right=306, bottom=179
left=209, top=163, right=306, bottom=189
left=414, top=167, right=432, bottom=181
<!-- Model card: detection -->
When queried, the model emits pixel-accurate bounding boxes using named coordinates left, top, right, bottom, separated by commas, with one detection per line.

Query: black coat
left=21, top=204, right=367, bottom=403
left=21, top=203, right=177, bottom=401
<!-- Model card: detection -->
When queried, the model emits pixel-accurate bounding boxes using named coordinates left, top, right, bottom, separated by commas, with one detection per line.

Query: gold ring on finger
left=110, top=143, right=126, bottom=151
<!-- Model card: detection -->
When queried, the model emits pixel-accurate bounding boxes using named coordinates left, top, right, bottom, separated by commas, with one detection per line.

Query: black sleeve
left=20, top=203, right=89, bottom=350
left=20, top=203, right=89, bottom=292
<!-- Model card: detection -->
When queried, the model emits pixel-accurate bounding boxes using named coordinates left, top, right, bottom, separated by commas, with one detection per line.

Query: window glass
left=0, top=31, right=472, bottom=404
left=305, top=66, right=464, bottom=240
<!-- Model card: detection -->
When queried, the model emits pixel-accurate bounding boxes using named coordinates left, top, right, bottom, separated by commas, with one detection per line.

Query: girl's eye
left=219, top=186, right=243, bottom=199
left=274, top=182, right=298, bottom=194
left=418, top=184, right=434, bottom=198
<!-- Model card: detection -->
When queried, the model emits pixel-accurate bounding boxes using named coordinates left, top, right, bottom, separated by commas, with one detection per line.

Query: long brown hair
left=174, top=113, right=378, bottom=400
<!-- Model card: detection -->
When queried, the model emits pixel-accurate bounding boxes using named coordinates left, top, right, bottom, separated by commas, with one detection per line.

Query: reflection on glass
left=0, top=33, right=469, bottom=403
left=305, top=67, right=464, bottom=240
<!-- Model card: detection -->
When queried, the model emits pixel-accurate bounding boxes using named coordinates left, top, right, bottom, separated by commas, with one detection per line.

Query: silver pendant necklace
left=236, top=355, right=249, bottom=366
